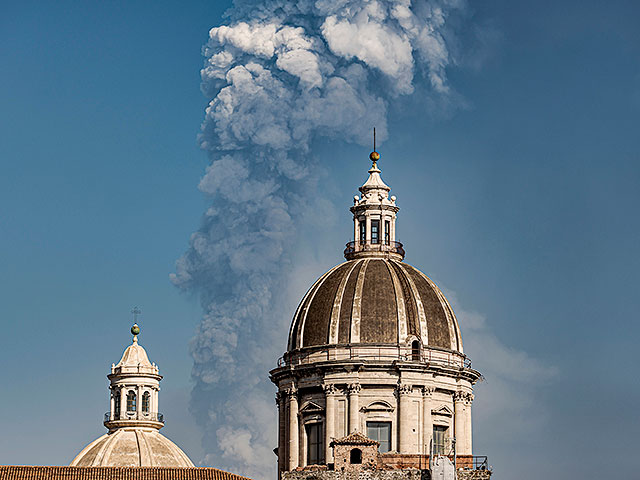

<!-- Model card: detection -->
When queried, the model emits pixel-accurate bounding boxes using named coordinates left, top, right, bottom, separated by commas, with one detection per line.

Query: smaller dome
left=117, top=337, right=152, bottom=368
left=112, top=336, right=159, bottom=377
left=70, top=428, right=194, bottom=467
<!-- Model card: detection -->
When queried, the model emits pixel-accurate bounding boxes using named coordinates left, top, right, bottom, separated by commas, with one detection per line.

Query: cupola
left=70, top=323, right=194, bottom=467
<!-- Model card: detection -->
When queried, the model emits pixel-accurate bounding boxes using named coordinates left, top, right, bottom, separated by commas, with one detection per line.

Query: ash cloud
left=172, top=1, right=470, bottom=478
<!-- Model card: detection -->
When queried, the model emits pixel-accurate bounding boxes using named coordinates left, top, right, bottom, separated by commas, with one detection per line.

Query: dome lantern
left=345, top=146, right=403, bottom=261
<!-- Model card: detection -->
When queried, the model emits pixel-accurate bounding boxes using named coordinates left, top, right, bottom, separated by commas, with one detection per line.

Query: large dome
left=70, top=428, right=194, bottom=467
left=287, top=257, right=463, bottom=353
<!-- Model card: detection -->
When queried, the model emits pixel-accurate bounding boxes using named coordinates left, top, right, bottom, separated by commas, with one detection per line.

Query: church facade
left=270, top=151, right=491, bottom=479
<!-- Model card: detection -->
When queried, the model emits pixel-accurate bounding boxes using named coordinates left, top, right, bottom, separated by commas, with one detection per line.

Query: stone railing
left=278, top=345, right=471, bottom=370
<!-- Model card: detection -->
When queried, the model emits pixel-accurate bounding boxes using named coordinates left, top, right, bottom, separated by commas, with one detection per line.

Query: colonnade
left=277, top=383, right=473, bottom=473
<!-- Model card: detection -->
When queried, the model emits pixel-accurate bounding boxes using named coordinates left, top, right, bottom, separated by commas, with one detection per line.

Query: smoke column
left=172, top=1, right=468, bottom=478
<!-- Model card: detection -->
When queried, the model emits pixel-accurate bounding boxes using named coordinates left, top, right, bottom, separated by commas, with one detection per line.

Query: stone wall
left=283, top=468, right=491, bottom=480
left=378, top=454, right=476, bottom=470
left=283, top=468, right=424, bottom=480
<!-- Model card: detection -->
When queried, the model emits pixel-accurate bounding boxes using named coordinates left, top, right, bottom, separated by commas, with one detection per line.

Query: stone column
left=110, top=388, right=115, bottom=420
left=391, top=214, right=396, bottom=242
left=120, top=386, right=128, bottom=417
left=365, top=216, right=371, bottom=244
left=453, top=392, right=465, bottom=456
left=348, top=383, right=361, bottom=433
left=463, top=393, right=473, bottom=455
left=137, top=386, right=142, bottom=417
left=323, top=384, right=337, bottom=462
left=287, top=387, right=299, bottom=471
left=397, top=384, right=412, bottom=452
left=422, top=386, right=435, bottom=454
left=275, top=392, right=285, bottom=475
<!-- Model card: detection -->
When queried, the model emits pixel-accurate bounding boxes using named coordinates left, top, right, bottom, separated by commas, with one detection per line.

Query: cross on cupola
left=344, top=132, right=404, bottom=261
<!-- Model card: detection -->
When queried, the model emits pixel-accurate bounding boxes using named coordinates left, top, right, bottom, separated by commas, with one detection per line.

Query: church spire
left=344, top=143, right=404, bottom=261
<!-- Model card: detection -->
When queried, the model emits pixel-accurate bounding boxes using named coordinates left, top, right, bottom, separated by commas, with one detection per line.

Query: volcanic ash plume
left=172, top=1, right=466, bottom=478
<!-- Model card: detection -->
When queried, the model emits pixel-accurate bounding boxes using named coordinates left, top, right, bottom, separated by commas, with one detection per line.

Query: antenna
left=373, top=127, right=376, bottom=152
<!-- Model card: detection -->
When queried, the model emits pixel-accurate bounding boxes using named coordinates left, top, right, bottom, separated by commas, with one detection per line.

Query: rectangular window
left=367, top=421, right=391, bottom=453
left=433, top=425, right=448, bottom=455
left=384, top=220, right=390, bottom=245
left=371, top=220, right=380, bottom=244
left=359, top=219, right=366, bottom=244
left=306, top=423, right=324, bottom=465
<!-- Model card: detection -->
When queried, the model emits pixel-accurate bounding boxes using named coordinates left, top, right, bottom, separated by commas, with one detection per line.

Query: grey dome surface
left=288, top=258, right=463, bottom=352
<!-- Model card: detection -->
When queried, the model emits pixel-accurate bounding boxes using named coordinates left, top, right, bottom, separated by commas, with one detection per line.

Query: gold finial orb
left=370, top=151, right=380, bottom=162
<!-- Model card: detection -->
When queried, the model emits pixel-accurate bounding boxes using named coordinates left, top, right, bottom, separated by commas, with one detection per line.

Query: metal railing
left=104, top=411, right=164, bottom=423
left=471, top=456, right=489, bottom=470
left=277, top=346, right=471, bottom=369
left=344, top=240, right=405, bottom=258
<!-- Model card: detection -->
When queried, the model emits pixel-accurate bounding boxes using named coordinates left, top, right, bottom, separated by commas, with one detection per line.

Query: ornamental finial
left=131, top=323, right=140, bottom=342
left=369, top=127, right=380, bottom=167
left=131, top=306, right=141, bottom=342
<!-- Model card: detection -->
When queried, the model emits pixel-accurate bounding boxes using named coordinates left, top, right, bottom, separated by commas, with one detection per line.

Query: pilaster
left=347, top=383, right=361, bottom=433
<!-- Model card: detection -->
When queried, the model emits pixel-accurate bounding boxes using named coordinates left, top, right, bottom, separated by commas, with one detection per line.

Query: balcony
left=344, top=240, right=405, bottom=260
left=277, top=345, right=472, bottom=370
left=104, top=411, right=164, bottom=423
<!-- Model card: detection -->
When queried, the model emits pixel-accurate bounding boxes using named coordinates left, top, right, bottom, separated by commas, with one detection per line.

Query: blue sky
left=1, top=1, right=639, bottom=479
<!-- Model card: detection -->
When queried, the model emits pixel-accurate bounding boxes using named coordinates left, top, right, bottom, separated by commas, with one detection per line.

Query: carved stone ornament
left=454, top=391, right=473, bottom=403
left=397, top=383, right=413, bottom=395
left=323, top=384, right=338, bottom=395
left=422, top=386, right=436, bottom=397
left=347, top=383, right=361, bottom=394
left=283, top=386, right=298, bottom=398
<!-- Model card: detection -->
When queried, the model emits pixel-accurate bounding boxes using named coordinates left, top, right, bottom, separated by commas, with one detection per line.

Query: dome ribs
left=338, top=260, right=363, bottom=344
left=388, top=261, right=420, bottom=341
left=302, top=262, right=352, bottom=347
left=328, top=260, right=362, bottom=344
left=384, top=259, right=409, bottom=343
left=287, top=259, right=463, bottom=352
left=349, top=259, right=370, bottom=343
left=360, top=260, right=397, bottom=343
left=402, top=264, right=452, bottom=350
left=289, top=263, right=342, bottom=350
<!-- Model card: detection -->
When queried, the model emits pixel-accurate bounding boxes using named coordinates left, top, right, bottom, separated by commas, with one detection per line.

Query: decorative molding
left=300, top=401, right=324, bottom=414
left=432, top=405, right=453, bottom=417
left=361, top=400, right=395, bottom=413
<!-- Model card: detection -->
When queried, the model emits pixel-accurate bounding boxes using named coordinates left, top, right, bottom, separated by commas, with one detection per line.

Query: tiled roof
left=0, top=466, right=252, bottom=480
left=330, top=432, right=379, bottom=446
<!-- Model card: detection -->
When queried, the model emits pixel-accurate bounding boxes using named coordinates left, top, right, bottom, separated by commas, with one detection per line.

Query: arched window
left=142, top=392, right=150, bottom=413
left=126, top=390, right=137, bottom=412
left=350, top=448, right=362, bottom=464
left=114, top=392, right=121, bottom=416
left=411, top=340, right=421, bottom=361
